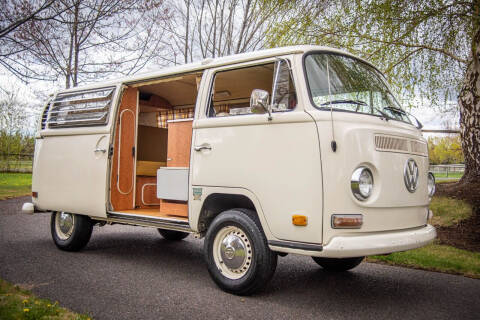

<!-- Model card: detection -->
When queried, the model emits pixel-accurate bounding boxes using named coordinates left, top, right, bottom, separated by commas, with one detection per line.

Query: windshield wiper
left=384, top=106, right=423, bottom=129
left=321, top=99, right=368, bottom=106
left=384, top=106, right=406, bottom=115
left=373, top=107, right=393, bottom=121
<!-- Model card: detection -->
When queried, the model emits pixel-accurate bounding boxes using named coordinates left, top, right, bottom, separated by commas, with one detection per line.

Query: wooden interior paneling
left=135, top=176, right=159, bottom=208
left=160, top=200, right=188, bottom=217
left=136, top=161, right=166, bottom=176
left=139, top=73, right=200, bottom=107
left=137, top=126, right=168, bottom=161
left=159, top=119, right=192, bottom=217
left=110, top=87, right=138, bottom=211
left=160, top=120, right=193, bottom=217
left=166, top=120, right=193, bottom=167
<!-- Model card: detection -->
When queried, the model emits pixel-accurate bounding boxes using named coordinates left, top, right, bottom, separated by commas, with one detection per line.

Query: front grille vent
left=375, top=134, right=428, bottom=156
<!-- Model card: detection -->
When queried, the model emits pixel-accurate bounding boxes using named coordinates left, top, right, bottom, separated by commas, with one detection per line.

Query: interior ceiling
left=139, top=74, right=198, bottom=108
left=214, top=64, right=274, bottom=102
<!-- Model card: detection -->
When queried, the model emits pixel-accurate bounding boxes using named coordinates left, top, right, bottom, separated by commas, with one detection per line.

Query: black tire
left=50, top=212, right=93, bottom=252
left=157, top=229, right=189, bottom=241
left=204, top=208, right=277, bottom=295
left=312, top=256, right=364, bottom=272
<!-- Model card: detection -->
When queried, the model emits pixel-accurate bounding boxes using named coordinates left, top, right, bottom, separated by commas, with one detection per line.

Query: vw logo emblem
left=404, top=158, right=419, bottom=193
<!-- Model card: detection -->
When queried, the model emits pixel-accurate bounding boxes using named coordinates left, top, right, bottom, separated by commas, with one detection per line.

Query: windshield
left=304, top=53, right=411, bottom=124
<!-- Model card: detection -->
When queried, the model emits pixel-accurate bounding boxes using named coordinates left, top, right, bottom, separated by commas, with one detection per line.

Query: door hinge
left=132, top=146, right=135, bottom=157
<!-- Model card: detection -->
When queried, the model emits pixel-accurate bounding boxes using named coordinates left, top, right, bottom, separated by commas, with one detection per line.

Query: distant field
left=0, top=160, right=32, bottom=172
left=0, top=173, right=31, bottom=200
left=433, top=172, right=463, bottom=179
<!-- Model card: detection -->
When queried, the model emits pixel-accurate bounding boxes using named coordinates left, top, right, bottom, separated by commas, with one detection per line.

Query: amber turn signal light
left=292, top=215, right=308, bottom=226
left=331, top=214, right=363, bottom=229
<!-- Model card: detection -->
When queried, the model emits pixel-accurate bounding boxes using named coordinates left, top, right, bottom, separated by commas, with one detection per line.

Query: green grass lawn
left=429, top=196, right=473, bottom=227
left=368, top=194, right=478, bottom=278
left=436, top=178, right=461, bottom=183
left=433, top=172, right=463, bottom=179
left=368, top=243, right=480, bottom=279
left=0, top=160, right=32, bottom=171
left=0, top=278, right=90, bottom=320
left=0, top=173, right=32, bottom=200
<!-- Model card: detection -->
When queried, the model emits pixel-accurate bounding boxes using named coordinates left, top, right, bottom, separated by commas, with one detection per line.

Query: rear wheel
left=157, top=229, right=189, bottom=241
left=50, top=212, right=93, bottom=251
left=312, top=256, right=364, bottom=271
left=204, top=209, right=277, bottom=295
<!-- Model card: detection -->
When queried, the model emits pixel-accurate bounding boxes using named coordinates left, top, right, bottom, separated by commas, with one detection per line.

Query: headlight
left=351, top=167, right=374, bottom=201
left=427, top=172, right=436, bottom=197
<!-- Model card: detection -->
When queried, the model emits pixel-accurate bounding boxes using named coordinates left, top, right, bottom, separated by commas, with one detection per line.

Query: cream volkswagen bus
left=24, top=46, right=436, bottom=295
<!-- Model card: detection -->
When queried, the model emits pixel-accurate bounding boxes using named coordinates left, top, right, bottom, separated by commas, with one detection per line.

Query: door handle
left=94, top=148, right=107, bottom=153
left=194, top=143, right=212, bottom=152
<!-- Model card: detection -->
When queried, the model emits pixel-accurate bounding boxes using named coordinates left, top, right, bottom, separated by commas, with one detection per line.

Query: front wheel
left=51, top=212, right=93, bottom=251
left=204, top=209, right=277, bottom=295
left=312, top=256, right=364, bottom=272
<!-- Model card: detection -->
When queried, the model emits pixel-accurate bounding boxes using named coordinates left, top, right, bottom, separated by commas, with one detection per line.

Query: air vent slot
left=375, top=134, right=427, bottom=156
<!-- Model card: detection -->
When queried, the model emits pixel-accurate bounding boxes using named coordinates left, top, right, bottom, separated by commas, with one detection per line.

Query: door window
left=207, top=61, right=297, bottom=117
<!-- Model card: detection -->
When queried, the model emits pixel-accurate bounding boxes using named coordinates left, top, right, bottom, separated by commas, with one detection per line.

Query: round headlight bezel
left=351, top=167, right=374, bottom=201
left=427, top=172, right=436, bottom=198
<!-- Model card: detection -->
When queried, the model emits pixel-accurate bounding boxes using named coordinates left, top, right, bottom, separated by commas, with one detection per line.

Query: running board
left=95, top=211, right=191, bottom=232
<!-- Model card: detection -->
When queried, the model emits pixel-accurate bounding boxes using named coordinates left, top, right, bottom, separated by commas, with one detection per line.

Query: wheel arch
left=191, top=187, right=273, bottom=239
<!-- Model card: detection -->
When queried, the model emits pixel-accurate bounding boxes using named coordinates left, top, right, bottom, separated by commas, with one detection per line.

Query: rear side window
left=44, top=87, right=115, bottom=128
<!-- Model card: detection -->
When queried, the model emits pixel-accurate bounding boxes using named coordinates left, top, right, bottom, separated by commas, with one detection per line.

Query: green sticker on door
left=192, top=187, right=202, bottom=200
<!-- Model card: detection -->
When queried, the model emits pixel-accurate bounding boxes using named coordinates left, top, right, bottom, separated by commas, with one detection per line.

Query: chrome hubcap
left=55, top=212, right=74, bottom=240
left=213, top=226, right=253, bottom=280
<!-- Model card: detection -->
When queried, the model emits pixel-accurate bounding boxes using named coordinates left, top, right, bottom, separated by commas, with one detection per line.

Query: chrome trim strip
left=268, top=240, right=323, bottom=252
left=104, top=211, right=191, bottom=232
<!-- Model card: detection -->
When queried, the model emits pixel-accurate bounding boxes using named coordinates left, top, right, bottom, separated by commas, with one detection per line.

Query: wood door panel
left=166, top=120, right=193, bottom=167
left=159, top=200, right=188, bottom=217
left=135, top=176, right=159, bottom=208
left=110, top=87, right=138, bottom=210
left=158, top=120, right=192, bottom=217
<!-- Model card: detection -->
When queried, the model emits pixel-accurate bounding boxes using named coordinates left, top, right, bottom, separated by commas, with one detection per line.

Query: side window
left=207, top=61, right=296, bottom=117
left=45, top=87, right=115, bottom=128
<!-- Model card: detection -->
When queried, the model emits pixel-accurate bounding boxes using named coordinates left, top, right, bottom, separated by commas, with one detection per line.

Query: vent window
left=46, top=87, right=115, bottom=128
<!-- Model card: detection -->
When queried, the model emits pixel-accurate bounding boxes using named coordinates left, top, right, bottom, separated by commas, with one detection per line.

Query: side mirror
left=250, top=89, right=272, bottom=120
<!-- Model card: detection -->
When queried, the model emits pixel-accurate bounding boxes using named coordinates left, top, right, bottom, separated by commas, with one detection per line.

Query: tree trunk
left=458, top=26, right=480, bottom=184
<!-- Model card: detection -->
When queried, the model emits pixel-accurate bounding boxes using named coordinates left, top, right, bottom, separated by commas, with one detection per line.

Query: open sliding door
left=32, top=86, right=117, bottom=218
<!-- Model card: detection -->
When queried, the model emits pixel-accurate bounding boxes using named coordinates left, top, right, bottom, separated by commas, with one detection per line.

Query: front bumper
left=269, top=224, right=436, bottom=258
